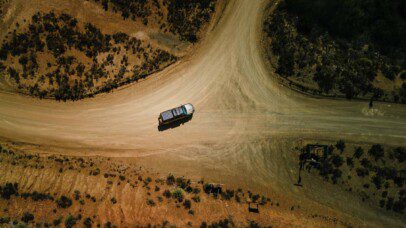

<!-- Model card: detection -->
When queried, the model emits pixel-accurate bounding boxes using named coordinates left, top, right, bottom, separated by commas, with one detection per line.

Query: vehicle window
left=182, top=106, right=187, bottom=114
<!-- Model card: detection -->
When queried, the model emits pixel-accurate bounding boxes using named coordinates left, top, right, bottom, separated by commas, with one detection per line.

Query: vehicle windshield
left=182, top=106, right=187, bottom=114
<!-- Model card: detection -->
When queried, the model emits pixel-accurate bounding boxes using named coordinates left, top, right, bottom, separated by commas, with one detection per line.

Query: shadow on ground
left=157, top=115, right=193, bottom=131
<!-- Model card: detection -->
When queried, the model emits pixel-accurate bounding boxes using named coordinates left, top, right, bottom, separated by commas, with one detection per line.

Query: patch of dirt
left=0, top=144, right=350, bottom=227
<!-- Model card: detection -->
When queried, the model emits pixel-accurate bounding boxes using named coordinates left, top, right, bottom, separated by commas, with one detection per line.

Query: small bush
left=163, top=190, right=172, bottom=198
left=0, top=217, right=10, bottom=224
left=193, top=188, right=201, bottom=194
left=0, top=182, right=19, bottom=199
left=90, top=168, right=100, bottom=176
left=64, top=215, right=77, bottom=228
left=83, top=217, right=92, bottom=228
left=111, top=197, right=117, bottom=204
left=368, top=144, right=385, bottom=161
left=147, top=199, right=155, bottom=206
left=353, top=147, right=364, bottom=159
left=251, top=194, right=260, bottom=203
left=21, top=212, right=34, bottom=223
left=221, top=189, right=234, bottom=200
left=56, top=195, right=72, bottom=208
left=53, top=217, right=62, bottom=226
left=392, top=147, right=405, bottom=163
left=260, top=196, right=267, bottom=205
left=74, top=190, right=80, bottom=200
left=235, top=194, right=241, bottom=203
left=157, top=196, right=163, bottom=202
left=175, top=177, right=190, bottom=189
left=183, top=199, right=192, bottom=209
left=166, top=174, right=175, bottom=185
left=192, top=195, right=200, bottom=203
left=203, top=183, right=211, bottom=194
left=172, top=189, right=184, bottom=202
left=356, top=167, right=369, bottom=177
left=335, top=140, right=345, bottom=152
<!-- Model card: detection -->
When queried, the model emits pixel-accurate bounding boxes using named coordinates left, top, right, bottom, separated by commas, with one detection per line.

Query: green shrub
left=166, top=174, right=175, bottom=185
left=74, top=190, right=80, bottom=200
left=203, top=183, right=211, bottom=194
left=172, top=189, right=184, bottom=202
left=147, top=199, right=155, bottom=206
left=392, top=147, right=405, bottom=163
left=335, top=140, right=345, bottom=153
left=21, top=212, right=34, bottom=223
left=354, top=147, right=364, bottom=159
left=56, top=195, right=72, bottom=208
left=64, top=215, right=76, bottom=228
left=83, top=217, right=92, bottom=228
left=0, top=182, right=19, bottom=199
left=53, top=217, right=62, bottom=226
left=163, top=189, right=172, bottom=198
left=0, top=217, right=10, bottom=224
left=368, top=144, right=385, bottom=161
left=221, top=189, right=234, bottom=200
left=183, top=199, right=191, bottom=209
left=192, top=195, right=200, bottom=203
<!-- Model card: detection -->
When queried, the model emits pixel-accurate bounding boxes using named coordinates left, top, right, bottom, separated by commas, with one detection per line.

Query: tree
left=392, top=147, right=405, bottom=163
left=368, top=144, right=384, bottom=161
left=372, top=175, right=383, bottom=189
left=8, top=67, right=20, bottom=84
left=314, top=65, right=336, bottom=93
left=276, top=50, right=295, bottom=76
left=335, top=140, right=345, bottom=152
left=353, top=147, right=364, bottom=159
left=346, top=157, right=354, bottom=168
left=360, top=158, right=372, bottom=169
left=356, top=167, right=369, bottom=177
left=331, top=154, right=343, bottom=167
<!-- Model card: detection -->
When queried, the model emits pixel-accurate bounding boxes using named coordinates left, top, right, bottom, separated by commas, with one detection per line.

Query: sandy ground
left=0, top=0, right=405, bottom=226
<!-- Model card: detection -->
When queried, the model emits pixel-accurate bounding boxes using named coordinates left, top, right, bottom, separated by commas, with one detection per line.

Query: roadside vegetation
left=264, top=0, right=406, bottom=103
left=299, top=141, right=405, bottom=214
left=0, top=0, right=219, bottom=101
left=0, top=12, right=177, bottom=101
left=92, top=0, right=217, bottom=43
left=0, top=144, right=282, bottom=227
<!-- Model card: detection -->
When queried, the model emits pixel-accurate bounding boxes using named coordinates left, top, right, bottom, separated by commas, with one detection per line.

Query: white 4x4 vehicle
left=158, top=103, right=195, bottom=126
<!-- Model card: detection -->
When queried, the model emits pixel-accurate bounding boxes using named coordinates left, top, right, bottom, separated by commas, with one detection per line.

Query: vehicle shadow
left=157, top=115, right=193, bottom=131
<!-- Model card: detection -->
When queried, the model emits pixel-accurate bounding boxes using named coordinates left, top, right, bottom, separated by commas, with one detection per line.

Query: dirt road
left=0, top=0, right=405, bottom=226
